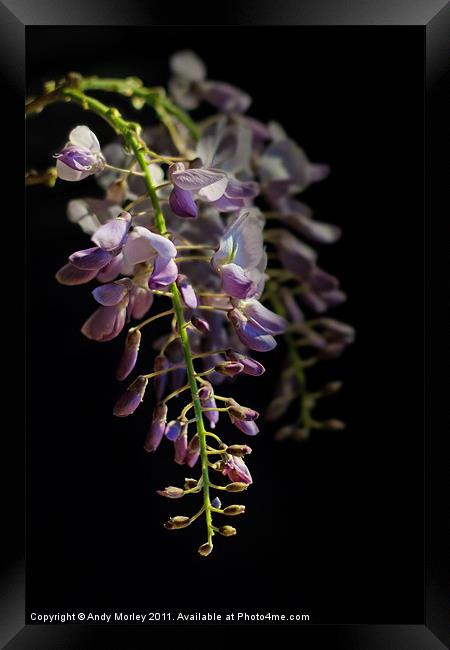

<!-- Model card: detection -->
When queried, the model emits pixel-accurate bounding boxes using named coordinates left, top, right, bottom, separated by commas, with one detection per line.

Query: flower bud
left=218, top=525, right=237, bottom=537
left=227, top=399, right=259, bottom=422
left=321, top=381, right=344, bottom=396
left=198, top=542, right=213, bottom=557
left=164, top=516, right=191, bottom=530
left=176, top=274, right=198, bottom=309
left=225, top=482, right=249, bottom=492
left=225, top=350, right=265, bottom=376
left=199, top=381, right=219, bottom=429
left=321, top=419, right=346, bottom=431
left=191, top=317, right=210, bottom=334
left=116, top=328, right=141, bottom=381
left=113, top=375, right=148, bottom=417
left=226, top=444, right=252, bottom=457
left=157, top=486, right=184, bottom=499
left=223, top=505, right=246, bottom=516
left=144, top=402, right=168, bottom=452
left=214, top=361, right=244, bottom=377
left=165, top=419, right=182, bottom=441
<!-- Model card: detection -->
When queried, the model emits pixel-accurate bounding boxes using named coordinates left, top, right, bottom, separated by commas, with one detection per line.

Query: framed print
left=1, top=1, right=447, bottom=648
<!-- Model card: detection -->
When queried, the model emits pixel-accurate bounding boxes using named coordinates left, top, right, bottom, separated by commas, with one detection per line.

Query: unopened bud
left=225, top=350, right=265, bottom=376
left=165, top=419, right=182, bottom=441
left=226, top=444, right=252, bottom=457
left=177, top=274, right=198, bottom=309
left=164, top=516, right=191, bottom=530
left=191, top=317, right=210, bottom=334
left=214, top=361, right=244, bottom=377
left=223, top=504, right=246, bottom=516
left=198, top=542, right=213, bottom=557
left=219, top=525, right=237, bottom=537
left=322, top=419, right=346, bottom=431
left=116, top=328, right=141, bottom=381
left=321, top=381, right=344, bottom=396
left=144, top=402, right=168, bottom=452
left=225, top=482, right=249, bottom=492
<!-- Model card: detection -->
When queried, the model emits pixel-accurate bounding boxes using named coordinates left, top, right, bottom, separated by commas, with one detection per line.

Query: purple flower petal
left=91, top=212, right=131, bottom=251
left=116, top=329, right=141, bottom=381
left=123, top=226, right=176, bottom=265
left=113, top=376, right=148, bottom=417
left=69, top=246, right=112, bottom=271
left=149, top=256, right=178, bottom=289
left=92, top=282, right=128, bottom=306
left=243, top=300, right=288, bottom=335
left=170, top=165, right=228, bottom=201
left=220, top=263, right=256, bottom=299
left=55, top=263, right=98, bottom=286
left=165, top=420, right=182, bottom=442
left=129, top=287, right=154, bottom=319
left=199, top=81, right=251, bottom=113
left=227, top=309, right=277, bottom=352
left=176, top=274, right=198, bottom=309
left=144, top=403, right=168, bottom=453
left=81, top=304, right=127, bottom=342
left=96, top=253, right=124, bottom=283
left=229, top=417, right=259, bottom=436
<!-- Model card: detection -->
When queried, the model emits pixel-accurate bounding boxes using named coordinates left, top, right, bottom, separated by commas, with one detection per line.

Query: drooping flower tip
left=54, top=125, right=106, bottom=182
left=112, top=375, right=148, bottom=417
left=116, top=328, right=141, bottom=381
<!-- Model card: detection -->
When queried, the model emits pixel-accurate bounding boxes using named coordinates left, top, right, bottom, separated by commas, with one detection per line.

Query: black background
left=26, top=26, right=424, bottom=623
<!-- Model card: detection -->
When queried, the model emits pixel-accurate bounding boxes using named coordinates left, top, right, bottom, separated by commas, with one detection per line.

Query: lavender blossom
left=54, top=125, right=106, bottom=181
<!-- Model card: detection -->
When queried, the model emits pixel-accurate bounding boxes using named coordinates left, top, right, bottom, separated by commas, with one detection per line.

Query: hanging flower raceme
left=26, top=53, right=354, bottom=556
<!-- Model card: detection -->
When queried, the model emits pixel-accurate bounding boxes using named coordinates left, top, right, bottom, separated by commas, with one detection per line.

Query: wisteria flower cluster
left=26, top=51, right=354, bottom=555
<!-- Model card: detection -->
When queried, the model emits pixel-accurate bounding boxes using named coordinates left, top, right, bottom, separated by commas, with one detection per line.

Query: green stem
left=266, top=282, right=313, bottom=428
left=79, top=75, right=199, bottom=143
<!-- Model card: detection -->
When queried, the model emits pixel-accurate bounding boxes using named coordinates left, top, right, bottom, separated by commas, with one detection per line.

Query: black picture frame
left=1, top=1, right=447, bottom=648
